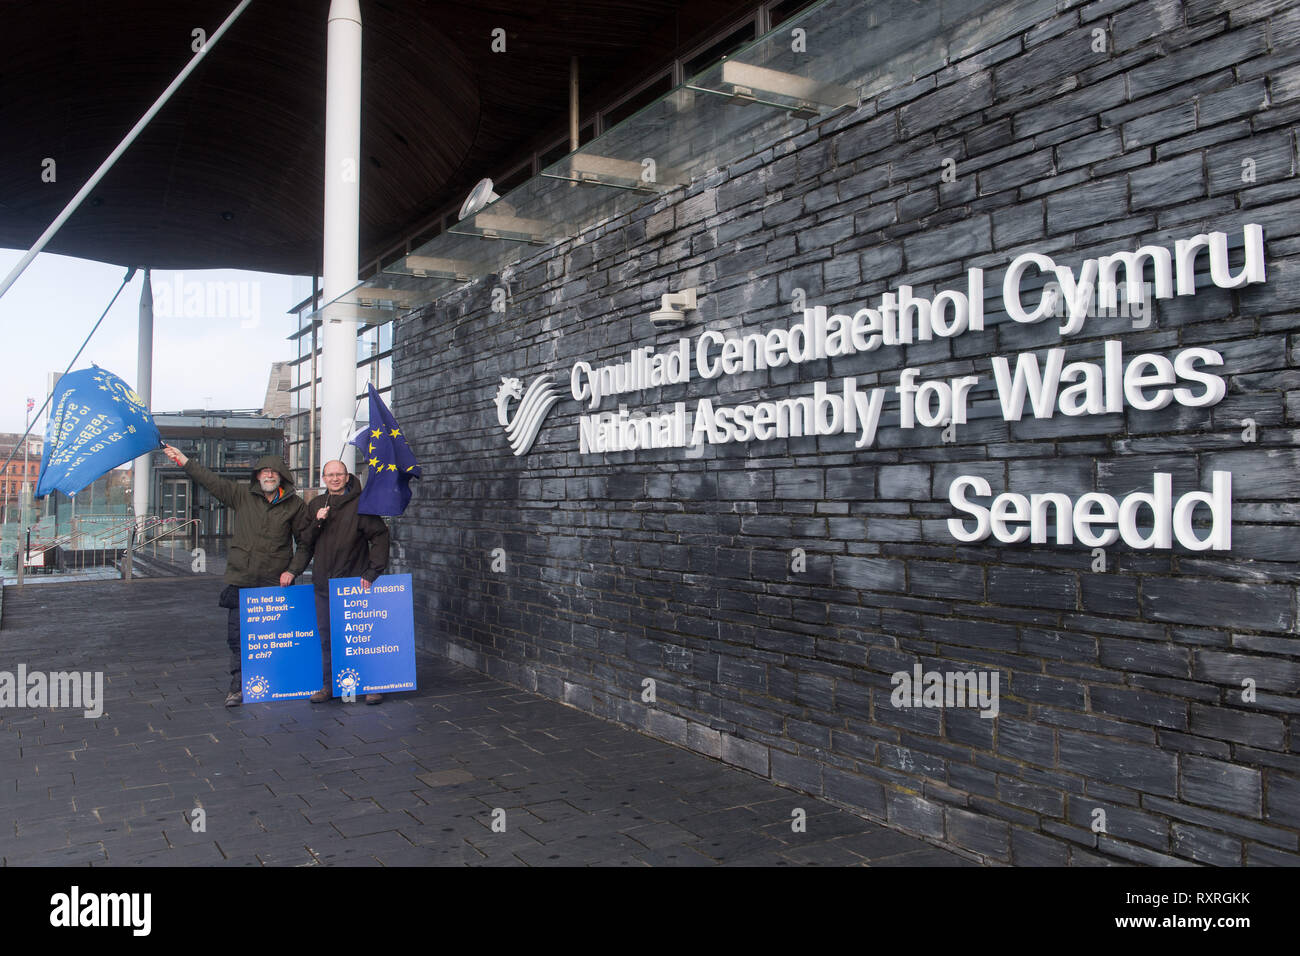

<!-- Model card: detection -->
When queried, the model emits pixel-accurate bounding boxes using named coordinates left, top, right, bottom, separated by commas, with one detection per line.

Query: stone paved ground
left=0, top=577, right=974, bottom=866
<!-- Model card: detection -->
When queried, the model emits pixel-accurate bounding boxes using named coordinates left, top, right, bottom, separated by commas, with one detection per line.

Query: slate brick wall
left=393, top=0, right=1300, bottom=864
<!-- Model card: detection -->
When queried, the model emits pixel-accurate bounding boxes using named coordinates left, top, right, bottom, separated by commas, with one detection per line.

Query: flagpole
left=133, top=269, right=154, bottom=522
left=21, top=403, right=30, bottom=530
left=335, top=392, right=367, bottom=468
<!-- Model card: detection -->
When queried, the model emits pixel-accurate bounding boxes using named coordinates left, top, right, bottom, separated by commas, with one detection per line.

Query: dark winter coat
left=184, top=454, right=311, bottom=587
left=301, top=475, right=389, bottom=591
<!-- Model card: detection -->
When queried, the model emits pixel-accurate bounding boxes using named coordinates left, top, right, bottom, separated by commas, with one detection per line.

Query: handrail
left=19, top=515, right=203, bottom=569
left=135, top=517, right=203, bottom=551
left=30, top=514, right=139, bottom=554
left=68, top=513, right=140, bottom=526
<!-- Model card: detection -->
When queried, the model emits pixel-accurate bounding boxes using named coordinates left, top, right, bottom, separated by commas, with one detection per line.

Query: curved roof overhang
left=0, top=0, right=756, bottom=275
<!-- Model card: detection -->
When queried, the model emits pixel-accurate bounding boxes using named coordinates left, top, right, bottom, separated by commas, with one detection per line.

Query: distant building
left=284, top=293, right=393, bottom=492
left=262, top=361, right=293, bottom=420
left=0, top=432, right=42, bottom=523
left=149, top=410, right=285, bottom=538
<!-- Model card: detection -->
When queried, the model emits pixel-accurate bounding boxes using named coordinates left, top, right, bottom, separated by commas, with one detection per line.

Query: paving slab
left=0, top=577, right=973, bottom=866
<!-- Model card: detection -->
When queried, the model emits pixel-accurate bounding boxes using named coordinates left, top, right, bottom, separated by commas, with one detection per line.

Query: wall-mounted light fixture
left=649, top=288, right=697, bottom=328
left=459, top=178, right=499, bottom=220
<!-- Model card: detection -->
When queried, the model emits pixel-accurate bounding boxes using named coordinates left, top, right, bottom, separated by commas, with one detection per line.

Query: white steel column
left=133, top=269, right=154, bottom=520
left=321, top=0, right=362, bottom=477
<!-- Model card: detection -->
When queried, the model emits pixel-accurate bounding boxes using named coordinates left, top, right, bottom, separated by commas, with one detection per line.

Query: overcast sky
left=0, top=249, right=309, bottom=436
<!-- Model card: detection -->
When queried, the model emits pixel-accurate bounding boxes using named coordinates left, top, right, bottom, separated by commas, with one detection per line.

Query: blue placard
left=240, top=585, right=322, bottom=702
left=329, top=574, right=417, bottom=697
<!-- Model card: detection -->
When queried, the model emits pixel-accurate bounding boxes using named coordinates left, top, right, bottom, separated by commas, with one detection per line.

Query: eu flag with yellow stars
left=355, top=383, right=421, bottom=516
left=36, top=365, right=161, bottom=498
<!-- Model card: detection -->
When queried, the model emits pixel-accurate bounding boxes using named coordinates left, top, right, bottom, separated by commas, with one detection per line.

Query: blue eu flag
left=354, top=384, right=421, bottom=516
left=36, top=366, right=162, bottom=498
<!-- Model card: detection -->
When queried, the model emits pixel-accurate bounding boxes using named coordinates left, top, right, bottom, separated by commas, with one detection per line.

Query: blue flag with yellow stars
left=36, top=365, right=162, bottom=498
left=354, top=383, right=421, bottom=516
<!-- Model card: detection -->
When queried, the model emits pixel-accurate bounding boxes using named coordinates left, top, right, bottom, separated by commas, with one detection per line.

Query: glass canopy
left=308, top=0, right=1036, bottom=324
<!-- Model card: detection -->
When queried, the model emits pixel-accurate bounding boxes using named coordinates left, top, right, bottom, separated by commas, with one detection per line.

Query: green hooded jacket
left=183, top=454, right=311, bottom=587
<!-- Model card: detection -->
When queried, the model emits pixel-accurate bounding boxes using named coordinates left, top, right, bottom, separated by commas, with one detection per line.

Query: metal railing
left=10, top=514, right=204, bottom=581
left=136, top=517, right=202, bottom=553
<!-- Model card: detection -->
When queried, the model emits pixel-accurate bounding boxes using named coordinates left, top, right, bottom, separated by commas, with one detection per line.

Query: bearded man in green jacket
left=163, top=445, right=311, bottom=706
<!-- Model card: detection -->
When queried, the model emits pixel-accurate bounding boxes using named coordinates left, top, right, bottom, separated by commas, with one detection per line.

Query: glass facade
left=285, top=0, right=848, bottom=492
left=285, top=294, right=394, bottom=493
left=152, top=412, right=284, bottom=539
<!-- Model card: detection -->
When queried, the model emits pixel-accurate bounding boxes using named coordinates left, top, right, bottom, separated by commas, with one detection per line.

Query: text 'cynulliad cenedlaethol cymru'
left=551, top=224, right=1265, bottom=550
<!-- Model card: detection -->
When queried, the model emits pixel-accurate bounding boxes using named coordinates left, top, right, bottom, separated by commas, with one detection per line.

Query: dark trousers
left=225, top=606, right=242, bottom=692
left=315, top=588, right=332, bottom=689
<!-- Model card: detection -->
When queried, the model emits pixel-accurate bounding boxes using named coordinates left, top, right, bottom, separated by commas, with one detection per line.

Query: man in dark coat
left=162, top=445, right=311, bottom=706
left=301, top=460, right=390, bottom=704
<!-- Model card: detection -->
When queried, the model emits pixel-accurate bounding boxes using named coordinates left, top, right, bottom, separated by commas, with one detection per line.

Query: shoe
left=365, top=693, right=383, bottom=705
left=309, top=688, right=331, bottom=703
left=225, top=691, right=242, bottom=707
